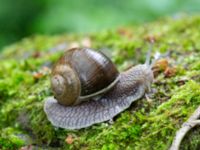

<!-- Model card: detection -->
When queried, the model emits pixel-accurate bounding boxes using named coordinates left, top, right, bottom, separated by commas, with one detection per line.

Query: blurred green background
left=0, top=0, right=200, bottom=49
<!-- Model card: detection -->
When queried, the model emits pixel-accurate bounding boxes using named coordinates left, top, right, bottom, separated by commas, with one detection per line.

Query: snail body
left=44, top=47, right=154, bottom=129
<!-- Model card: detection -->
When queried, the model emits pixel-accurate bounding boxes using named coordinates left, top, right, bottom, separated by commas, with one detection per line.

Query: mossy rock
left=0, top=15, right=200, bottom=150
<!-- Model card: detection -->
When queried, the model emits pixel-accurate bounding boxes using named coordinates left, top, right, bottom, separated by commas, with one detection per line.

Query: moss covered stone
left=0, top=15, right=200, bottom=150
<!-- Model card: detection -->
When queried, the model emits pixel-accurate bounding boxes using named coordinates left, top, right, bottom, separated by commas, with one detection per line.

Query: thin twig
left=169, top=106, right=200, bottom=150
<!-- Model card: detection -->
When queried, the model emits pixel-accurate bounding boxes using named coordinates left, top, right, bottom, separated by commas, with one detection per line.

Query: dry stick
left=169, top=106, right=200, bottom=150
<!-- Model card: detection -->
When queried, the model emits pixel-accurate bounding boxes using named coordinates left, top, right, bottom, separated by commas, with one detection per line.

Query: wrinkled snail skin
left=44, top=63, right=154, bottom=129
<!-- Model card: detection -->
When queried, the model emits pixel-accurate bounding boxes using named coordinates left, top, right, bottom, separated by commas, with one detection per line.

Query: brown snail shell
left=51, top=48, right=119, bottom=106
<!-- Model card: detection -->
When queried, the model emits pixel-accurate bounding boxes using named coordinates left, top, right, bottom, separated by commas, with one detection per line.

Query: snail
left=44, top=47, right=154, bottom=129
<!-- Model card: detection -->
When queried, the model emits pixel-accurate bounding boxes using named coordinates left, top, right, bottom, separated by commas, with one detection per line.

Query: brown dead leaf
left=33, top=72, right=43, bottom=79
left=164, top=67, right=177, bottom=77
left=117, top=28, right=133, bottom=38
left=152, top=58, right=169, bottom=77
left=33, top=66, right=51, bottom=80
left=65, top=135, right=74, bottom=144
left=152, top=58, right=176, bottom=78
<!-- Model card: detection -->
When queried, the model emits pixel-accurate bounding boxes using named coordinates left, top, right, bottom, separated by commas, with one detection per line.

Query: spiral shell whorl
left=51, top=75, right=66, bottom=97
left=51, top=64, right=81, bottom=106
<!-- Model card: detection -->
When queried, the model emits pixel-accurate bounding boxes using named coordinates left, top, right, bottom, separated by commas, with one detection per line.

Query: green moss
left=0, top=128, right=26, bottom=150
left=0, top=15, right=200, bottom=149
